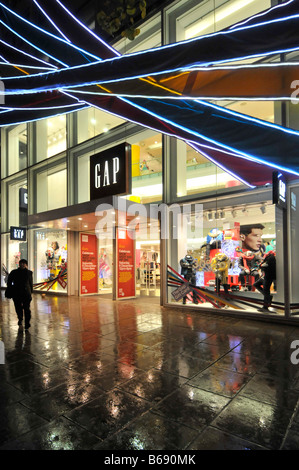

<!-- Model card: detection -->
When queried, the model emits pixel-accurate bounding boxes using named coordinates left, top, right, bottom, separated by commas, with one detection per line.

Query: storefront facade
left=1, top=0, right=299, bottom=323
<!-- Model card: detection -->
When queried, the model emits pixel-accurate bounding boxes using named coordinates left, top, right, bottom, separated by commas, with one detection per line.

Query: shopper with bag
left=6, top=259, right=33, bottom=330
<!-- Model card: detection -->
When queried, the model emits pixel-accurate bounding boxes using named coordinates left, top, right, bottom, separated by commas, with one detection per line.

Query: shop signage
left=90, top=143, right=131, bottom=200
left=10, top=226, right=26, bottom=241
left=57, top=275, right=67, bottom=290
left=80, top=233, right=98, bottom=295
left=273, top=171, right=287, bottom=209
left=171, top=282, right=192, bottom=301
left=117, top=228, right=135, bottom=299
left=19, top=188, right=28, bottom=211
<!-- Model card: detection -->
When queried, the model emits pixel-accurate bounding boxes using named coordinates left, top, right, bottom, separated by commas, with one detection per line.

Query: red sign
left=80, top=233, right=98, bottom=295
left=117, top=228, right=135, bottom=299
left=57, top=276, right=67, bottom=290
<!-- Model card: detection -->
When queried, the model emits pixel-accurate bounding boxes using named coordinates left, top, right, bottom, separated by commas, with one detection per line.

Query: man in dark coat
left=6, top=259, right=33, bottom=330
left=254, top=250, right=276, bottom=311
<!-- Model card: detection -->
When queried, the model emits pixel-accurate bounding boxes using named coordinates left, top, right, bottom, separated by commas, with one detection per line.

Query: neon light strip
left=2, top=2, right=299, bottom=83
left=118, top=96, right=299, bottom=176
left=0, top=61, right=54, bottom=71
left=192, top=98, right=299, bottom=138
left=63, top=88, right=299, bottom=101
left=186, top=141, right=255, bottom=188
left=0, top=18, right=68, bottom=68
left=2, top=2, right=299, bottom=89
left=64, top=91, right=299, bottom=179
left=34, top=10, right=299, bottom=63
left=0, top=38, right=58, bottom=69
left=0, top=31, right=298, bottom=175
left=229, top=0, right=294, bottom=29
left=55, top=0, right=120, bottom=57
left=0, top=103, right=86, bottom=111
left=2, top=60, right=299, bottom=97
left=47, top=86, right=299, bottom=143
left=4, top=47, right=299, bottom=99
left=0, top=2, right=102, bottom=64
left=4, top=57, right=299, bottom=94
left=33, top=0, right=70, bottom=42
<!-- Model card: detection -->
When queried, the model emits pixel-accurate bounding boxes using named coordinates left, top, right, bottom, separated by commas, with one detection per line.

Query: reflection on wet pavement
left=1, top=292, right=299, bottom=450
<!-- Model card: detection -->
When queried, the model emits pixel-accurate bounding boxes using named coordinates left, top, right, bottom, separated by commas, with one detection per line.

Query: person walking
left=6, top=259, right=33, bottom=330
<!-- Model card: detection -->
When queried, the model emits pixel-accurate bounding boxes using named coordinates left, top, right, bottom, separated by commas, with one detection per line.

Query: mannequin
left=238, top=250, right=261, bottom=291
left=207, top=228, right=223, bottom=250
left=180, top=252, right=198, bottom=304
left=211, top=252, right=231, bottom=295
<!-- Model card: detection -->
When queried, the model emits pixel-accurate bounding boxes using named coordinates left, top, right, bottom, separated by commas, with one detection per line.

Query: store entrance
left=98, top=239, right=113, bottom=297
left=136, top=242, right=160, bottom=298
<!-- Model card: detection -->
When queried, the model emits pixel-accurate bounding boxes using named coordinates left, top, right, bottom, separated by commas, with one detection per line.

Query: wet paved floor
left=1, top=292, right=299, bottom=450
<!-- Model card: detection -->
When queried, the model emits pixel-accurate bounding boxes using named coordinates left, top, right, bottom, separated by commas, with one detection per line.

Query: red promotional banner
left=80, top=233, right=98, bottom=295
left=117, top=228, right=135, bottom=299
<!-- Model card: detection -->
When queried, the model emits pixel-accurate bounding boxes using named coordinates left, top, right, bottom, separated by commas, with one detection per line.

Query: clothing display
left=206, top=228, right=223, bottom=249
left=180, top=254, right=198, bottom=304
left=211, top=252, right=231, bottom=294
left=238, top=250, right=262, bottom=290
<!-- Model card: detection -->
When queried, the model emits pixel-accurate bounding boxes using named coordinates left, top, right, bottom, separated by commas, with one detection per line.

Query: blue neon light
left=0, top=2, right=102, bottom=65
left=55, top=0, right=120, bottom=57
left=33, top=0, right=70, bottom=42
left=119, top=96, right=299, bottom=176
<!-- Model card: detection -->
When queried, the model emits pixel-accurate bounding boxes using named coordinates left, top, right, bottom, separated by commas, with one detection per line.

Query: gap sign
left=10, top=226, right=26, bottom=241
left=273, top=171, right=287, bottom=209
left=90, top=143, right=131, bottom=200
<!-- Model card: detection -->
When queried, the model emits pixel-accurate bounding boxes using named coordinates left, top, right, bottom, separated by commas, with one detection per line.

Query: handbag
left=5, top=286, right=13, bottom=299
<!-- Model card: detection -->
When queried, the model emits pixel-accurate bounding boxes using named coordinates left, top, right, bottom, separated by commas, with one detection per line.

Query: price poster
left=117, top=228, right=135, bottom=299
left=80, top=233, right=98, bottom=295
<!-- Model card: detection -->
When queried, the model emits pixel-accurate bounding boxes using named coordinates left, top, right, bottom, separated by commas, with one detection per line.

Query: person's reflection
left=14, top=329, right=31, bottom=354
left=6, top=330, right=33, bottom=381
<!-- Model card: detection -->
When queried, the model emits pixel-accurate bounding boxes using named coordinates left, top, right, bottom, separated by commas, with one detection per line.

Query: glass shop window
left=114, top=13, right=161, bottom=55
left=30, top=157, right=67, bottom=214
left=125, top=130, right=162, bottom=204
left=2, top=174, right=28, bottom=232
left=167, top=200, right=278, bottom=315
left=175, top=0, right=271, bottom=41
left=76, top=107, right=125, bottom=145
left=33, top=228, right=67, bottom=293
left=1, top=124, right=27, bottom=177
left=176, top=141, right=244, bottom=199
left=35, top=115, right=66, bottom=162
